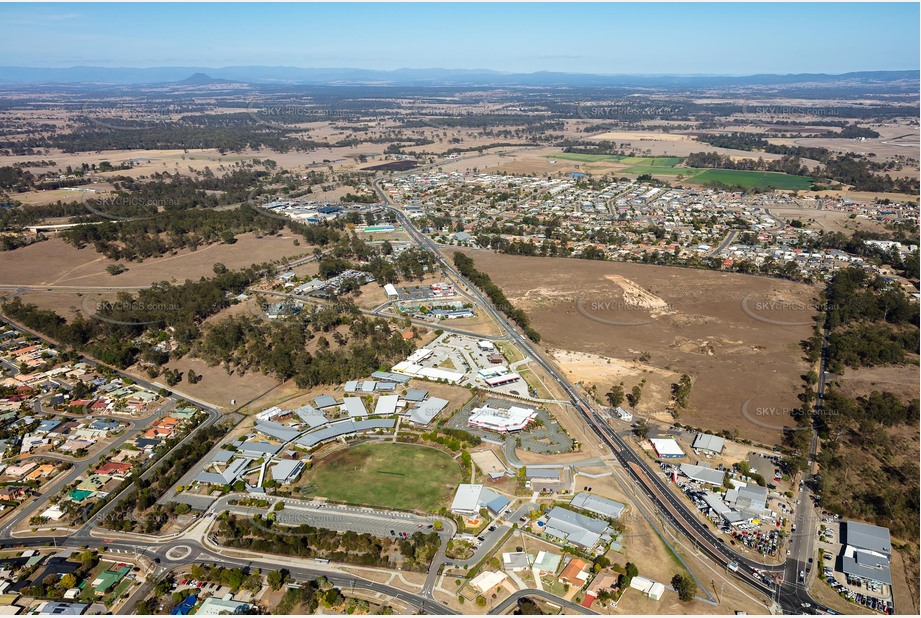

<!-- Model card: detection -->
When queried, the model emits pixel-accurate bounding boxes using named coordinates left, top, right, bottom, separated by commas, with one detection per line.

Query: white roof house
left=533, top=550, right=562, bottom=574
left=630, top=576, right=665, bottom=600
left=469, top=571, right=507, bottom=594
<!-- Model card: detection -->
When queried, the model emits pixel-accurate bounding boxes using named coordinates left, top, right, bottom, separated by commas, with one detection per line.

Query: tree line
left=453, top=251, right=541, bottom=342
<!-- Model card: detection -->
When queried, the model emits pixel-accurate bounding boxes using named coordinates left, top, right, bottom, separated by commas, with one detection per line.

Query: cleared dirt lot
left=448, top=250, right=819, bottom=445
left=837, top=365, right=920, bottom=404
left=767, top=205, right=892, bottom=235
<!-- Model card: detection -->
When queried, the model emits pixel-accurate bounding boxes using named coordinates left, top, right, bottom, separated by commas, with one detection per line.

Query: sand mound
left=605, top=274, right=674, bottom=317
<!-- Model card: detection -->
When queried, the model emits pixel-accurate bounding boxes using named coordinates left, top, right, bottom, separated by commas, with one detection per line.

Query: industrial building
left=679, top=463, right=726, bottom=486
left=384, top=283, right=399, bottom=300
left=692, top=432, right=726, bottom=455
left=840, top=521, right=892, bottom=585
left=650, top=438, right=685, bottom=458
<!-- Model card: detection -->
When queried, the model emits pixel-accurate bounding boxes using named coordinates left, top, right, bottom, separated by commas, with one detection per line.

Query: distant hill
left=177, top=72, right=235, bottom=86
left=0, top=65, right=916, bottom=88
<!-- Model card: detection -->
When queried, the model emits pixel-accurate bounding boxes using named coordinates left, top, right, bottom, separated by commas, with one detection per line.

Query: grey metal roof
left=372, top=371, right=410, bottom=383
left=544, top=506, right=610, bottom=547
left=407, top=396, right=448, bottom=425
left=485, top=495, right=510, bottom=513
left=238, top=441, right=282, bottom=456
left=343, top=397, right=368, bottom=418
left=403, top=389, right=428, bottom=402
left=680, top=463, right=726, bottom=486
left=293, top=405, right=328, bottom=428
left=254, top=421, right=301, bottom=442
left=194, top=472, right=229, bottom=485
left=841, top=549, right=892, bottom=584
left=570, top=492, right=625, bottom=519
left=195, top=457, right=251, bottom=485
left=692, top=433, right=725, bottom=453
left=546, top=506, right=610, bottom=535
left=295, top=418, right=395, bottom=448
left=374, top=395, right=399, bottom=416
left=526, top=468, right=561, bottom=480
left=450, top=484, right=483, bottom=513
left=211, top=449, right=234, bottom=464
left=313, top=395, right=338, bottom=408
left=270, top=459, right=304, bottom=482
left=844, top=521, right=892, bottom=556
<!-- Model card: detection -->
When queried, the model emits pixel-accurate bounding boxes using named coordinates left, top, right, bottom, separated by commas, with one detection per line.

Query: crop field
left=306, top=443, right=463, bottom=511
left=688, top=168, right=814, bottom=189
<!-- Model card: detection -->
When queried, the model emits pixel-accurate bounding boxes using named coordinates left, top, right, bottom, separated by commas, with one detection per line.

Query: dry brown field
left=0, top=232, right=309, bottom=289
left=837, top=365, right=920, bottom=403
left=767, top=205, right=892, bottom=235
left=446, top=249, right=818, bottom=445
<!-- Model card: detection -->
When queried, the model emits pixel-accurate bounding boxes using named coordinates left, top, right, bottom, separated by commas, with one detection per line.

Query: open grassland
left=306, top=442, right=463, bottom=512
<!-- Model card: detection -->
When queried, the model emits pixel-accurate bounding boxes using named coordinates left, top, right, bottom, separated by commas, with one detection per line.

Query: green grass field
left=549, top=152, right=811, bottom=190
left=619, top=156, right=682, bottom=167
left=621, top=156, right=686, bottom=175
left=688, top=168, right=814, bottom=190
left=307, top=443, right=463, bottom=512
left=549, top=152, right=626, bottom=163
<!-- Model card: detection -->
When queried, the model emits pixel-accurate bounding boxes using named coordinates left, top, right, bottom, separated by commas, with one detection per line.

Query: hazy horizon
left=1, top=2, right=918, bottom=74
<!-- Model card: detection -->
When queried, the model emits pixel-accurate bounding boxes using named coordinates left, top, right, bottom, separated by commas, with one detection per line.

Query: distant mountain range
left=0, top=65, right=917, bottom=88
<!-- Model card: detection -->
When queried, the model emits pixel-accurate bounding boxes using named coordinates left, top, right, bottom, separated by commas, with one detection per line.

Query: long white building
left=467, top=405, right=537, bottom=433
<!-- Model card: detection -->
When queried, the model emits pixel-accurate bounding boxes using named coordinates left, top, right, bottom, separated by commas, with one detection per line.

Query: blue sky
left=1, top=2, right=918, bottom=74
